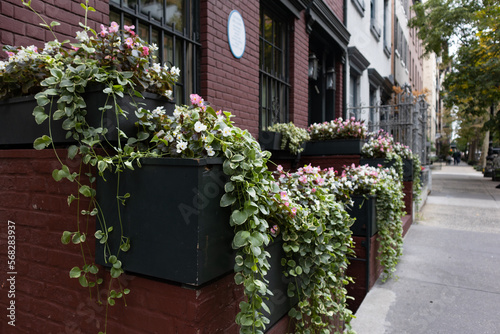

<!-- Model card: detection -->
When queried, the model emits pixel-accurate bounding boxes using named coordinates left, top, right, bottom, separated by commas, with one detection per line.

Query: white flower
left=173, top=107, right=183, bottom=119
left=166, top=134, right=174, bottom=142
left=164, top=90, right=173, bottom=99
left=152, top=63, right=162, bottom=73
left=0, top=61, right=5, bottom=71
left=152, top=106, right=165, bottom=116
left=170, top=66, right=180, bottom=76
left=217, top=115, right=225, bottom=123
left=194, top=121, right=207, bottom=133
left=222, top=127, right=232, bottom=137
left=150, top=43, right=159, bottom=52
left=176, top=140, right=188, bottom=153
left=75, top=30, right=89, bottom=42
left=206, top=145, right=215, bottom=156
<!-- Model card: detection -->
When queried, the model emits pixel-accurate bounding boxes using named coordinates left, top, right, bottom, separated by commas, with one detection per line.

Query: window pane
left=264, top=42, right=272, bottom=73
left=109, top=11, right=120, bottom=25
left=263, top=14, right=272, bottom=44
left=139, top=23, right=149, bottom=42
left=163, top=35, right=174, bottom=66
left=141, top=0, right=163, bottom=21
left=167, top=0, right=185, bottom=31
left=274, top=21, right=282, bottom=47
left=274, top=49, right=282, bottom=78
left=151, top=29, right=160, bottom=60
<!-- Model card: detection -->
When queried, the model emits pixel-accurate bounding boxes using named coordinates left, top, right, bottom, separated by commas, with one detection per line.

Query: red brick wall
left=325, top=0, right=345, bottom=24
left=0, top=149, right=247, bottom=334
left=289, top=12, right=310, bottom=129
left=335, top=62, right=344, bottom=119
left=0, top=0, right=108, bottom=54
left=200, top=0, right=260, bottom=137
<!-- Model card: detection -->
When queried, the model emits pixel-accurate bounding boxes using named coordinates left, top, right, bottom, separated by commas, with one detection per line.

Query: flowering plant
left=307, top=117, right=367, bottom=141
left=272, top=164, right=355, bottom=333
left=361, top=130, right=397, bottom=159
left=341, top=164, right=405, bottom=280
left=266, top=122, right=310, bottom=155
left=0, top=2, right=177, bottom=101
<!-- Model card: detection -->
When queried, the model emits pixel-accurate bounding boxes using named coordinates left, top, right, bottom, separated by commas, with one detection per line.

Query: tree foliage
left=410, top=0, right=500, bottom=121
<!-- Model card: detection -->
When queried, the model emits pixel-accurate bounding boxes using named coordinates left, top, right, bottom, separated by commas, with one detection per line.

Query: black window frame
left=109, top=0, right=200, bottom=105
left=259, top=4, right=291, bottom=131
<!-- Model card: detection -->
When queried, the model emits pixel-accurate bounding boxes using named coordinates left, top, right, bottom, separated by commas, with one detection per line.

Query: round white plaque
left=227, top=10, right=246, bottom=59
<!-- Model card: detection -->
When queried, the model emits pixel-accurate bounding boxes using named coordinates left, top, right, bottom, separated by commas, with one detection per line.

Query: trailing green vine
left=342, top=164, right=405, bottom=281
left=273, top=165, right=356, bottom=333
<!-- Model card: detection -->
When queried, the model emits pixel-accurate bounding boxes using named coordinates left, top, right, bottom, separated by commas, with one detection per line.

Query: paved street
left=351, top=163, right=500, bottom=334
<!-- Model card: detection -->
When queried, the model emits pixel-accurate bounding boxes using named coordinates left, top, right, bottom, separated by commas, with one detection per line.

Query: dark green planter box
left=0, top=90, right=173, bottom=147
left=95, top=157, right=233, bottom=286
left=360, top=158, right=414, bottom=181
left=259, top=131, right=303, bottom=161
left=265, top=238, right=297, bottom=328
left=302, top=138, right=364, bottom=156
left=346, top=196, right=377, bottom=237
left=260, top=131, right=283, bottom=151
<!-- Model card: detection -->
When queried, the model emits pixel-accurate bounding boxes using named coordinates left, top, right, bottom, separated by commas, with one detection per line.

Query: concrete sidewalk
left=350, top=164, right=500, bottom=334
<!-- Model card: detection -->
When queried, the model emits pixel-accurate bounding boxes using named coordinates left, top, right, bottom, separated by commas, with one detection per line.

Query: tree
left=409, top=0, right=499, bottom=164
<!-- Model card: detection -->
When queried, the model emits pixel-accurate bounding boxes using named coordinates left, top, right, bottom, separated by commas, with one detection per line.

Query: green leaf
left=79, top=185, right=93, bottom=197
left=33, top=108, right=49, bottom=124
left=61, top=231, right=72, bottom=244
left=67, top=145, right=78, bottom=159
left=231, top=210, right=248, bottom=225
left=220, top=193, right=236, bottom=207
left=33, top=135, right=52, bottom=150
left=110, top=267, right=122, bottom=278
left=78, top=275, right=89, bottom=287
left=232, top=231, right=250, bottom=248
left=69, top=267, right=81, bottom=278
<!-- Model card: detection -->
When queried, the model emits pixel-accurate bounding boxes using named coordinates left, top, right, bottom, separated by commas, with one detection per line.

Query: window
left=110, top=0, right=200, bottom=105
left=259, top=6, right=290, bottom=130
left=349, top=74, right=359, bottom=108
left=383, top=0, right=390, bottom=56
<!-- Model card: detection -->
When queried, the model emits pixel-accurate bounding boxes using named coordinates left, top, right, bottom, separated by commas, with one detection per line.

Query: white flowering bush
left=135, top=94, right=234, bottom=158
left=341, top=164, right=405, bottom=280
left=308, top=117, right=367, bottom=141
left=266, top=122, right=310, bottom=155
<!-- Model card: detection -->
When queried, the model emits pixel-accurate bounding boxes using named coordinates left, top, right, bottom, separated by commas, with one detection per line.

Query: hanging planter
left=302, top=138, right=364, bottom=156
left=95, top=157, right=233, bottom=286
left=0, top=90, right=174, bottom=147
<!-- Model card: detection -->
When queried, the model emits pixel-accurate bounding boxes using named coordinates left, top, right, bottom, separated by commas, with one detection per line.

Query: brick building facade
left=0, top=0, right=351, bottom=333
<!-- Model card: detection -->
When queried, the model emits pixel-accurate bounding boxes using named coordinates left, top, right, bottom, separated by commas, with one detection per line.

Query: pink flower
left=142, top=46, right=149, bottom=56
left=284, top=201, right=290, bottom=207
left=6, top=51, right=14, bottom=58
left=190, top=94, right=204, bottom=107
left=311, top=188, right=316, bottom=193
left=109, top=21, right=119, bottom=33
left=315, top=177, right=324, bottom=185
left=216, top=110, right=222, bottom=116
left=299, top=175, right=308, bottom=184
left=125, top=37, right=134, bottom=48
left=304, top=164, right=314, bottom=174
left=291, top=207, right=297, bottom=216
left=277, top=165, right=283, bottom=173
left=124, top=25, right=136, bottom=35
left=99, top=24, right=108, bottom=37
left=280, top=191, right=289, bottom=201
